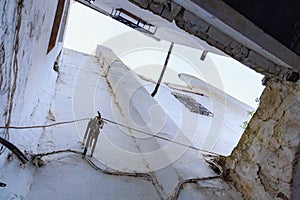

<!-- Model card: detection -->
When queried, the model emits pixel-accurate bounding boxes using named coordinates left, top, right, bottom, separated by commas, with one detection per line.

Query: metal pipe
left=151, top=42, right=174, bottom=97
left=0, top=137, right=28, bottom=164
left=200, top=50, right=208, bottom=61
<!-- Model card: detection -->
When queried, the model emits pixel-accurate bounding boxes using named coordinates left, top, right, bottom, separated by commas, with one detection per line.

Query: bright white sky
left=64, top=2, right=265, bottom=108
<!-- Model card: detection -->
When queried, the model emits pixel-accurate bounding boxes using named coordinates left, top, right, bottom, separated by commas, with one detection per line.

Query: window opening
left=172, top=92, right=214, bottom=117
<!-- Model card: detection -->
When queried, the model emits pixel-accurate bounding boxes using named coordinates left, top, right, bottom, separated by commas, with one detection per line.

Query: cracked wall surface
left=223, top=78, right=300, bottom=200
left=0, top=0, right=66, bottom=146
left=0, top=0, right=68, bottom=198
left=128, top=0, right=299, bottom=82
left=0, top=0, right=19, bottom=148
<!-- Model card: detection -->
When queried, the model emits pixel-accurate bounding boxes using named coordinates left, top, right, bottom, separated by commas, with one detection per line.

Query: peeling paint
left=5, top=0, right=23, bottom=132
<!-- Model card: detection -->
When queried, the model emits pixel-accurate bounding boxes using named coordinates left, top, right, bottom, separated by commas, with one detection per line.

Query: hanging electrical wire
left=29, top=149, right=165, bottom=199
left=171, top=158, right=223, bottom=200
left=29, top=148, right=221, bottom=200
left=0, top=118, right=91, bottom=129
left=0, top=137, right=28, bottom=164
left=0, top=113, right=224, bottom=199
left=103, top=118, right=219, bottom=156
left=0, top=115, right=220, bottom=156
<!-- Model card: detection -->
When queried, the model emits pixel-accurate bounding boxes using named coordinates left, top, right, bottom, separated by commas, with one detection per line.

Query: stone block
left=272, top=65, right=283, bottom=74
left=244, top=50, right=275, bottom=74
left=240, top=46, right=249, bottom=56
left=224, top=41, right=238, bottom=55
left=161, top=10, right=172, bottom=22
left=152, top=0, right=168, bottom=5
left=195, top=30, right=208, bottom=40
left=149, top=1, right=164, bottom=15
left=233, top=52, right=243, bottom=61
left=215, top=41, right=226, bottom=50
left=207, top=26, right=233, bottom=46
left=184, top=18, right=209, bottom=35
left=161, top=2, right=182, bottom=22
left=183, top=10, right=197, bottom=23
left=231, top=45, right=242, bottom=55
left=174, top=17, right=184, bottom=29
left=206, top=36, right=217, bottom=46
left=224, top=46, right=234, bottom=56
left=195, top=17, right=210, bottom=32
left=170, top=2, right=182, bottom=17
left=129, top=0, right=151, bottom=8
left=184, top=22, right=197, bottom=34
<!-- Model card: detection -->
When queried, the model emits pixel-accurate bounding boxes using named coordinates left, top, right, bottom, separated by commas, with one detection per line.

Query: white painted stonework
left=1, top=45, right=250, bottom=199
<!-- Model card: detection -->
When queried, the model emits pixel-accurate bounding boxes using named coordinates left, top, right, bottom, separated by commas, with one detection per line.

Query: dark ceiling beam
left=128, top=0, right=299, bottom=81
left=183, top=0, right=300, bottom=72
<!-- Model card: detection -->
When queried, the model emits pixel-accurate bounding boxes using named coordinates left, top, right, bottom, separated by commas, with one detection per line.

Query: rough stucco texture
left=0, top=0, right=61, bottom=132
left=0, top=1, right=62, bottom=197
left=224, top=78, right=300, bottom=200
left=0, top=0, right=18, bottom=130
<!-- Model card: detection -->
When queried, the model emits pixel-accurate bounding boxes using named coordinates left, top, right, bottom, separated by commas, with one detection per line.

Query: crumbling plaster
left=223, top=78, right=300, bottom=200
left=0, top=0, right=65, bottom=144
left=0, top=0, right=67, bottom=198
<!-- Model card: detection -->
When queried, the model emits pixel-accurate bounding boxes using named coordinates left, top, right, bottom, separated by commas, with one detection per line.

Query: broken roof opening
left=65, top=1, right=264, bottom=108
left=64, top=1, right=266, bottom=156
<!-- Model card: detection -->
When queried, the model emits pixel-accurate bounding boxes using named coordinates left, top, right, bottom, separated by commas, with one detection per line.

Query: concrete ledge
left=97, top=45, right=194, bottom=161
left=96, top=45, right=216, bottom=197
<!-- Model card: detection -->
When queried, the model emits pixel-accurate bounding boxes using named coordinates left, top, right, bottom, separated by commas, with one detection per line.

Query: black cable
left=0, top=114, right=224, bottom=198
left=33, top=149, right=82, bottom=158
left=172, top=158, right=223, bottom=200
left=31, top=149, right=164, bottom=199
left=0, top=137, right=28, bottom=164
left=151, top=42, right=174, bottom=97
left=31, top=149, right=222, bottom=200
left=0, top=116, right=220, bottom=156
left=102, top=117, right=219, bottom=156
left=0, top=129, right=9, bottom=154
left=0, top=118, right=91, bottom=130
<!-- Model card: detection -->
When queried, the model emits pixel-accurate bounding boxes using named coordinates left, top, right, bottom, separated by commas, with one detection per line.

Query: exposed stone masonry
left=128, top=0, right=299, bottom=82
left=127, top=1, right=300, bottom=199
left=223, top=78, right=300, bottom=200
